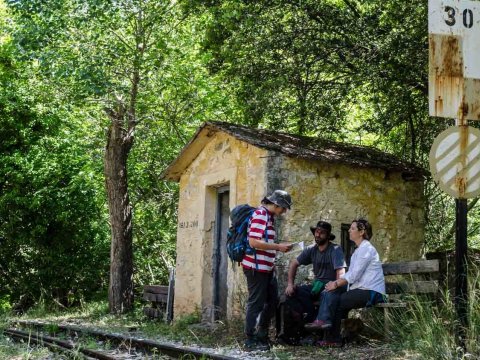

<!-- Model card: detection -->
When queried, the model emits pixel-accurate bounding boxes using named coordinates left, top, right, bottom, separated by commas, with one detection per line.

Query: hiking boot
left=256, top=339, right=271, bottom=351
left=304, top=319, right=332, bottom=330
left=243, top=338, right=270, bottom=352
left=316, top=339, right=342, bottom=348
left=255, top=328, right=271, bottom=349
left=243, top=337, right=257, bottom=351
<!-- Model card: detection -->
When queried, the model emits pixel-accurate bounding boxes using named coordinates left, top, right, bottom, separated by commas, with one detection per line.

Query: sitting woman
left=319, top=219, right=385, bottom=347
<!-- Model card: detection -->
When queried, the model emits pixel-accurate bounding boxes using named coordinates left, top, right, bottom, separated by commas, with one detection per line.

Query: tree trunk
left=297, top=89, right=307, bottom=135
left=105, top=118, right=134, bottom=314
left=104, top=5, right=143, bottom=314
left=408, top=112, right=416, bottom=164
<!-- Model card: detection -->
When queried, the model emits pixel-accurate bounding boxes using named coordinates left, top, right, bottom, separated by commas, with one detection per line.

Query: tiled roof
left=162, top=121, right=426, bottom=181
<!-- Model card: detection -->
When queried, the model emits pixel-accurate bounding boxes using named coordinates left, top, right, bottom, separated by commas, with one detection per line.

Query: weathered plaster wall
left=273, top=156, right=425, bottom=289
left=174, top=141, right=425, bottom=320
left=174, top=132, right=268, bottom=319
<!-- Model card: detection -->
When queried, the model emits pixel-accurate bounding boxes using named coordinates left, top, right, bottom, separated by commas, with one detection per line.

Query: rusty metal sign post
left=429, top=0, right=480, bottom=120
left=428, top=0, right=480, bottom=349
left=430, top=122, right=475, bottom=349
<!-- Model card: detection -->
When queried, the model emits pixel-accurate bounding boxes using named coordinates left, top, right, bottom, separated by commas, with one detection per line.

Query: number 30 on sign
left=443, top=5, right=473, bottom=27
left=429, top=0, right=479, bottom=31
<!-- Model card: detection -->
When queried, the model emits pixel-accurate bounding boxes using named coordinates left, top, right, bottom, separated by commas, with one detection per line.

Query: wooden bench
left=143, top=269, right=175, bottom=322
left=373, top=259, right=440, bottom=332
left=276, top=259, right=440, bottom=343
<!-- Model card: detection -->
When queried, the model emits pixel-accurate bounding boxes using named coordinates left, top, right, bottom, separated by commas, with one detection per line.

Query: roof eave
left=160, top=123, right=219, bottom=182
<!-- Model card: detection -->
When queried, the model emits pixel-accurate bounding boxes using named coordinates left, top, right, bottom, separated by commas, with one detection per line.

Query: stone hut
left=161, top=121, right=426, bottom=321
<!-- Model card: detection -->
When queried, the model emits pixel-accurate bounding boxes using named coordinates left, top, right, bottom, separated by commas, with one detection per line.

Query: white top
left=341, top=240, right=385, bottom=294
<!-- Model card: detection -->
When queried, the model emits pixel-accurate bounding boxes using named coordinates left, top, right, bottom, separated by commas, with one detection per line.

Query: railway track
left=5, top=328, right=118, bottom=360
left=5, top=320, right=239, bottom=359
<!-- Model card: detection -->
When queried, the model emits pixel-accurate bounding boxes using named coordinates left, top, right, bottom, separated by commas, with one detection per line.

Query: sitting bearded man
left=285, top=221, right=347, bottom=332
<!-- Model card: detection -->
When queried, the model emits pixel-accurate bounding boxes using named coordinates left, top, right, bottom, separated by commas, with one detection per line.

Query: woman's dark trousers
left=330, top=288, right=371, bottom=341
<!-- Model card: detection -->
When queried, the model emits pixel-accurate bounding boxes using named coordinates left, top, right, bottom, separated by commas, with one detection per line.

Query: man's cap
left=263, top=190, right=292, bottom=209
left=310, top=221, right=335, bottom=240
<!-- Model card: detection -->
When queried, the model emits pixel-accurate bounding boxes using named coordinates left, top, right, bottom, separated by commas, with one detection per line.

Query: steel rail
left=4, top=328, right=116, bottom=360
left=11, top=320, right=238, bottom=360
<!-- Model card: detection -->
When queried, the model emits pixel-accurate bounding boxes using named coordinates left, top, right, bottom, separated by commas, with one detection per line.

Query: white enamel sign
left=429, top=0, right=480, bottom=120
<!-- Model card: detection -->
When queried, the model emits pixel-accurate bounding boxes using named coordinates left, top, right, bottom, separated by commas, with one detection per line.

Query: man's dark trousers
left=244, top=268, right=278, bottom=338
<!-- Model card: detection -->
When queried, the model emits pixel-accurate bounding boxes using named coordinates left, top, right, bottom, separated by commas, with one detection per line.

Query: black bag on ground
left=276, top=287, right=317, bottom=345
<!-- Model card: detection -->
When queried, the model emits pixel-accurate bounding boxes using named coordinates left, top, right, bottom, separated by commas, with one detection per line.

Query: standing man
left=243, top=190, right=293, bottom=352
left=285, top=221, right=346, bottom=330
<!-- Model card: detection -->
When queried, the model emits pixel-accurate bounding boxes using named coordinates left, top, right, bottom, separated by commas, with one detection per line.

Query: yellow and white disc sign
left=430, top=126, right=480, bottom=199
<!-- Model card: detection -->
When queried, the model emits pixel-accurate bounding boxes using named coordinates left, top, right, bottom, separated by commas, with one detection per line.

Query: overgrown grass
left=1, top=297, right=246, bottom=358
left=9, top=275, right=480, bottom=359
left=385, top=265, right=480, bottom=359
left=3, top=297, right=246, bottom=349
left=0, top=312, right=54, bottom=359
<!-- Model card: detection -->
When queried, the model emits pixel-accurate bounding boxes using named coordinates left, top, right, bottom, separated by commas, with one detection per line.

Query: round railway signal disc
left=430, top=126, right=480, bottom=199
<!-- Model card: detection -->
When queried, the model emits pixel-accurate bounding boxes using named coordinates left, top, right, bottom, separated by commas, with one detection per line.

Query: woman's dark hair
left=353, top=219, right=373, bottom=240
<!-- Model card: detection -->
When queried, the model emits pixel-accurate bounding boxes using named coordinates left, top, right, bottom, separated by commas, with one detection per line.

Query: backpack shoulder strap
left=264, top=211, right=270, bottom=241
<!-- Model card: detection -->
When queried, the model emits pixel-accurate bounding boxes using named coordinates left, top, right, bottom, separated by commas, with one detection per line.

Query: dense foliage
left=193, top=1, right=438, bottom=158
left=0, top=0, right=478, bottom=310
left=1, top=0, right=237, bottom=309
left=0, top=2, right=109, bottom=307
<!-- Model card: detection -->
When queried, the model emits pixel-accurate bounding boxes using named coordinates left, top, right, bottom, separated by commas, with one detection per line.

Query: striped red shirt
left=242, top=206, right=276, bottom=272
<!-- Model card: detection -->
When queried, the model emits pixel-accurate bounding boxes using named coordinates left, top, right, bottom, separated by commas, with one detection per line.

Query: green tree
left=7, top=0, right=237, bottom=311
left=192, top=0, right=443, bottom=164
left=8, top=0, right=185, bottom=313
left=0, top=1, right=109, bottom=308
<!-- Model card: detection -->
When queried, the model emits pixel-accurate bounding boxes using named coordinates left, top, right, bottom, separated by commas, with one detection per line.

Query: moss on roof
left=162, top=121, right=427, bottom=181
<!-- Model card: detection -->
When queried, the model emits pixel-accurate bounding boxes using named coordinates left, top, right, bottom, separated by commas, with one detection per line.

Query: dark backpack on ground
left=276, top=287, right=317, bottom=345
left=226, top=204, right=256, bottom=263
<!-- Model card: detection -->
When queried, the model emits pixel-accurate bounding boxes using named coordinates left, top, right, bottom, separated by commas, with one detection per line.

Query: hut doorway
left=213, top=185, right=230, bottom=320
